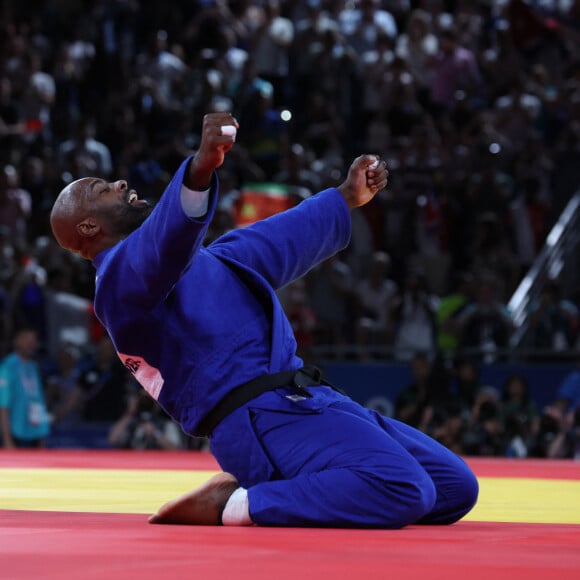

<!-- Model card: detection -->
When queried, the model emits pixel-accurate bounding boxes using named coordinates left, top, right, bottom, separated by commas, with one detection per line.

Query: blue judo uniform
left=93, top=157, right=478, bottom=528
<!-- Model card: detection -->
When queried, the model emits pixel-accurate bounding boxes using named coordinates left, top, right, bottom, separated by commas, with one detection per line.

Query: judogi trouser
left=209, top=385, right=479, bottom=528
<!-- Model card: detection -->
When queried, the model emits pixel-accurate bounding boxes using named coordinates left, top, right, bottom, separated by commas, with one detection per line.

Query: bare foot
left=149, top=472, right=239, bottom=525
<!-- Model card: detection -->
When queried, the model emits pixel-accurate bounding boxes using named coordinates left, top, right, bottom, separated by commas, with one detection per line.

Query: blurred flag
left=233, top=182, right=294, bottom=227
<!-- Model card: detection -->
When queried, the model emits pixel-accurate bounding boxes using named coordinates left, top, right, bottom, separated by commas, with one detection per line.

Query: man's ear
left=76, top=217, right=101, bottom=238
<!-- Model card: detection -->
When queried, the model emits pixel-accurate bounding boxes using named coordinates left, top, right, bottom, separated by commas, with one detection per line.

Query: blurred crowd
left=393, top=351, right=580, bottom=459
left=1, top=0, right=580, bottom=452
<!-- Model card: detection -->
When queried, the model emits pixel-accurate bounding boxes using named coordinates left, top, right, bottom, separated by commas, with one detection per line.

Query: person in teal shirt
left=0, top=328, right=51, bottom=448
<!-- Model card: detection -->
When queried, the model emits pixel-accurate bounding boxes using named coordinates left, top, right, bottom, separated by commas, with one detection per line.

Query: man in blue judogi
left=50, top=112, right=478, bottom=528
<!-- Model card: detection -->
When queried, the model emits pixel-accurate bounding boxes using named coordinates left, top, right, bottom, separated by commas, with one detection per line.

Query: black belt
left=195, top=366, right=339, bottom=437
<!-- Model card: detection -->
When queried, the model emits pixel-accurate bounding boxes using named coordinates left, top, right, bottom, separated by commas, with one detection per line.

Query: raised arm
left=210, top=155, right=389, bottom=289
left=338, top=155, right=388, bottom=210
left=92, top=113, right=239, bottom=313
left=182, top=113, right=239, bottom=190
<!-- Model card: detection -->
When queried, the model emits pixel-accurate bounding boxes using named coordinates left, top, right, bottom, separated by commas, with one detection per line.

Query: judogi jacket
left=93, top=157, right=351, bottom=436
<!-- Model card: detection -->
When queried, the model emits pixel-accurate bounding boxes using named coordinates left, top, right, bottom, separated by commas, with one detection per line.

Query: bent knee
left=421, top=462, right=480, bottom=525
left=453, top=465, right=479, bottom=520
left=394, top=479, right=438, bottom=527
left=371, top=474, right=437, bottom=528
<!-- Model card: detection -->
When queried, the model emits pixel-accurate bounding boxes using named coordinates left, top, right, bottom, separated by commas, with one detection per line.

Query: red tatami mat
left=0, top=449, right=219, bottom=471
left=467, top=457, right=580, bottom=480
left=1, top=511, right=578, bottom=580
left=1, top=451, right=579, bottom=580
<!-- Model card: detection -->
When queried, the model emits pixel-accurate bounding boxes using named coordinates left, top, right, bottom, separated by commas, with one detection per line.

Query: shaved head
left=50, top=177, right=152, bottom=260
left=50, top=178, right=95, bottom=256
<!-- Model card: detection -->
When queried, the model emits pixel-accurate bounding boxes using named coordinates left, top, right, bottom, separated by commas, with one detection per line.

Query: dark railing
left=507, top=190, right=580, bottom=348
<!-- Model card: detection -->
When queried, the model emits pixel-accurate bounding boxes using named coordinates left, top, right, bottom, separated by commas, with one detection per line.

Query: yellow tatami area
left=1, top=466, right=579, bottom=525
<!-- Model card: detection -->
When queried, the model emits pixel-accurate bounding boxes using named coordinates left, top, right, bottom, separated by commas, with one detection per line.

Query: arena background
left=1, top=1, right=580, bottom=453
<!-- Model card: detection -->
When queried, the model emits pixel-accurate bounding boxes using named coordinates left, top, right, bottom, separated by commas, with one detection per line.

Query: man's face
left=87, top=178, right=153, bottom=238
left=51, top=176, right=155, bottom=260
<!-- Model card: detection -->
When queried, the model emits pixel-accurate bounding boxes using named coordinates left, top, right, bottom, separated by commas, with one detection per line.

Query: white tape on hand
left=369, top=159, right=379, bottom=170
left=220, top=125, right=237, bottom=137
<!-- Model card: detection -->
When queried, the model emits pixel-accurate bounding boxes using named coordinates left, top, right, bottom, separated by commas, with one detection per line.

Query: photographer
left=108, top=390, right=184, bottom=450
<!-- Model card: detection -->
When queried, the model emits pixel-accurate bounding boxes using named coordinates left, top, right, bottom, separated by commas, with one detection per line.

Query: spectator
left=429, top=398, right=466, bottom=456
left=529, top=402, right=575, bottom=459
left=436, top=271, right=475, bottom=356
left=395, top=8, right=438, bottom=107
left=395, top=351, right=448, bottom=430
left=296, top=38, right=354, bottom=159
left=500, top=373, right=540, bottom=458
left=75, top=336, right=133, bottom=424
left=43, top=342, right=83, bottom=430
left=272, top=142, right=323, bottom=196
left=290, top=0, right=338, bottom=112
left=306, top=254, right=354, bottom=350
left=525, top=279, right=579, bottom=357
left=353, top=251, right=398, bottom=358
left=134, top=30, right=188, bottom=110
left=0, top=164, right=32, bottom=249
left=494, top=80, right=542, bottom=152
left=236, top=72, right=289, bottom=179
left=0, top=279, right=11, bottom=357
left=457, top=275, right=514, bottom=363
left=381, top=65, right=426, bottom=141
left=470, top=210, right=519, bottom=303
left=509, top=175, right=551, bottom=274
left=0, top=224, right=19, bottom=296
left=553, top=356, right=580, bottom=418
left=448, top=357, right=482, bottom=416
left=282, top=278, right=318, bottom=363
left=122, top=135, right=168, bottom=201
left=248, top=0, right=294, bottom=108
left=462, top=386, right=504, bottom=456
left=230, top=56, right=275, bottom=129
left=57, top=119, right=113, bottom=180
left=11, top=254, right=48, bottom=343
left=18, top=52, right=55, bottom=145
left=429, top=25, right=482, bottom=116
left=340, top=0, right=398, bottom=56
left=109, top=390, right=184, bottom=450
left=20, top=155, right=58, bottom=240
left=344, top=186, right=383, bottom=279
left=391, top=268, right=439, bottom=360
left=0, top=327, right=50, bottom=448
left=0, top=77, right=26, bottom=166
left=41, top=266, right=94, bottom=359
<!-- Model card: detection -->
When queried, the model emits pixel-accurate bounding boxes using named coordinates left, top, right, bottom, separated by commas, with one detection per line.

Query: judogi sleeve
left=94, top=157, right=218, bottom=314
left=209, top=188, right=351, bottom=290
